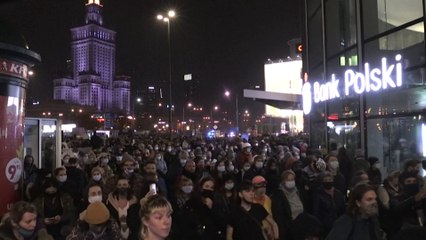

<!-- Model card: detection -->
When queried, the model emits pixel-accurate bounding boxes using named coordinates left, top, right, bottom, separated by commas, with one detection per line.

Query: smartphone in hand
left=150, top=183, right=157, bottom=195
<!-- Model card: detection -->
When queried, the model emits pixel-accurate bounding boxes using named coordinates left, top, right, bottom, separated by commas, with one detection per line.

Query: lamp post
left=211, top=105, right=219, bottom=124
left=157, top=10, right=175, bottom=138
left=225, top=90, right=239, bottom=133
left=182, top=102, right=192, bottom=132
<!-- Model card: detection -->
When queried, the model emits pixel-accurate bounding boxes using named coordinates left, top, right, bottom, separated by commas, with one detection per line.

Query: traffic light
left=296, top=43, right=303, bottom=54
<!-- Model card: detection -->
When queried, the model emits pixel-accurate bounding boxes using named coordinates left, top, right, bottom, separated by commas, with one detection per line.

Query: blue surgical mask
left=181, top=186, right=193, bottom=194
left=18, top=228, right=34, bottom=238
left=92, top=174, right=102, bottom=181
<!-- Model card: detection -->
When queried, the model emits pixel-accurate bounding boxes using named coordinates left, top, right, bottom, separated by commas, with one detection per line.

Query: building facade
left=53, top=0, right=130, bottom=113
left=303, top=0, right=426, bottom=173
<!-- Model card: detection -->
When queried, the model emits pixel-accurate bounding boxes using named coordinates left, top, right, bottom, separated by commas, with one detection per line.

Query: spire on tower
left=86, top=0, right=102, bottom=6
left=85, top=0, right=103, bottom=25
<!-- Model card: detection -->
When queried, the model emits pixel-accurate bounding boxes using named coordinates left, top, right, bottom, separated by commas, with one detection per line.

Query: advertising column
left=0, top=41, right=41, bottom=216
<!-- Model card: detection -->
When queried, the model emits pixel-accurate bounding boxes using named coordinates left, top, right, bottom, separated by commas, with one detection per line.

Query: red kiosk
left=0, top=20, right=41, bottom=216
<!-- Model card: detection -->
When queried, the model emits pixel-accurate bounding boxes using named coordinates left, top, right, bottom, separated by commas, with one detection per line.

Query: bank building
left=303, top=0, right=426, bottom=175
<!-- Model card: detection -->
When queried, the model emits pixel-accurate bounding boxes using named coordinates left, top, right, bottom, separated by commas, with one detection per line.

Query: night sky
left=0, top=0, right=301, bottom=115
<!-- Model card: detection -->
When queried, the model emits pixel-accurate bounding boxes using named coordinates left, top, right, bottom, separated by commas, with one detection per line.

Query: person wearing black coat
left=172, top=177, right=229, bottom=240
left=271, top=170, right=307, bottom=240
left=312, top=172, right=345, bottom=236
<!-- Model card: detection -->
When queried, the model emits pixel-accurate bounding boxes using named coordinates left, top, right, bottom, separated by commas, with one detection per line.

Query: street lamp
left=211, top=105, right=219, bottom=123
left=157, top=10, right=176, bottom=137
left=224, top=90, right=239, bottom=133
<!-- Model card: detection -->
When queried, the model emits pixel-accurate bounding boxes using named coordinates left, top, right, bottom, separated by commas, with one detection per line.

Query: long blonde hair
left=140, top=195, right=173, bottom=239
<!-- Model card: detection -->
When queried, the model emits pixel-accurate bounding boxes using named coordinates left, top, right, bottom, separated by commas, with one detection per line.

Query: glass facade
left=304, top=0, right=426, bottom=174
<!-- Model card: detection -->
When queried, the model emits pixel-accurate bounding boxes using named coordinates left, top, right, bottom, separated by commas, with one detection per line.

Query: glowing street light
left=157, top=9, right=176, bottom=137
left=224, top=90, right=239, bottom=133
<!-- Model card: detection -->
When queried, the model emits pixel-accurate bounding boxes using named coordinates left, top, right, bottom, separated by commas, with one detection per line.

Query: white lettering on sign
left=313, top=74, right=340, bottom=103
left=303, top=55, right=403, bottom=115
left=0, top=59, right=29, bottom=80
left=5, top=158, right=22, bottom=184
left=344, top=55, right=402, bottom=95
left=302, top=82, right=312, bottom=115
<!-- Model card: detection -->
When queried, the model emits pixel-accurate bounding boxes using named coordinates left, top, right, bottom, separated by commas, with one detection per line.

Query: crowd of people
left=2, top=132, right=426, bottom=240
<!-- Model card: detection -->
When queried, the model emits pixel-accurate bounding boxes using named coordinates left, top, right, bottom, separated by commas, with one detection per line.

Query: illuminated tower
left=72, top=0, right=116, bottom=111
left=53, top=0, right=130, bottom=113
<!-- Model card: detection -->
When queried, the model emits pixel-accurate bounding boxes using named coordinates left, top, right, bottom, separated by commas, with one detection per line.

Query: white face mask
left=228, top=165, right=235, bottom=172
left=180, top=159, right=187, bottom=166
left=255, top=162, right=263, bottom=169
left=57, top=175, right=67, bottom=183
left=225, top=183, right=234, bottom=190
left=63, top=158, right=69, bottom=164
left=92, top=174, right=102, bottom=181
left=181, top=186, right=193, bottom=194
left=88, top=195, right=102, bottom=203
left=285, top=180, right=296, bottom=189
left=217, top=166, right=226, bottom=172
left=243, top=166, right=251, bottom=171
left=116, top=156, right=123, bottom=162
left=328, top=161, right=339, bottom=170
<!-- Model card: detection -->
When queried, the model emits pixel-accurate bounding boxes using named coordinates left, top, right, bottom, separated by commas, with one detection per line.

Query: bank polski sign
left=302, top=55, right=403, bottom=115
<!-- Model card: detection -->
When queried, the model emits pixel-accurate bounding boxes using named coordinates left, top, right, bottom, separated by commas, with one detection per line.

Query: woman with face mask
left=78, top=183, right=105, bottom=221
left=0, top=201, right=53, bottom=240
left=312, top=172, right=345, bottom=237
left=171, top=177, right=229, bottom=240
left=170, top=176, right=194, bottom=211
left=32, top=179, right=75, bottom=239
left=106, top=177, right=138, bottom=239
left=95, top=152, right=114, bottom=179
left=89, top=167, right=105, bottom=185
left=211, top=160, right=228, bottom=188
left=242, top=155, right=267, bottom=183
left=53, top=167, right=74, bottom=200
left=270, top=170, right=308, bottom=240
left=325, top=155, right=347, bottom=194
left=218, top=174, right=238, bottom=207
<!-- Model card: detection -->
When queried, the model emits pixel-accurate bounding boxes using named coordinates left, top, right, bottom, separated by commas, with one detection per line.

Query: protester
left=66, top=201, right=121, bottom=240
left=173, top=176, right=228, bottom=239
left=23, top=155, right=39, bottom=201
left=237, top=142, right=252, bottom=169
left=64, top=157, right=88, bottom=206
left=312, top=171, right=345, bottom=236
left=169, top=175, right=194, bottom=211
left=219, top=174, right=238, bottom=207
left=390, top=171, right=426, bottom=230
left=271, top=170, right=313, bottom=240
left=106, top=176, right=138, bottom=239
left=264, top=158, right=281, bottom=195
left=0, top=201, right=53, bottom=240
left=78, top=183, right=105, bottom=219
left=227, top=180, right=279, bottom=240
left=367, top=157, right=382, bottom=188
left=243, top=155, right=267, bottom=181
left=140, top=194, right=173, bottom=240
left=324, top=155, right=346, bottom=194
left=32, top=179, right=75, bottom=239
left=326, top=184, right=384, bottom=240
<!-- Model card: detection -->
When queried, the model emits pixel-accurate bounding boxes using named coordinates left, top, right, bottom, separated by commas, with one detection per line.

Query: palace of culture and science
left=53, top=0, right=130, bottom=113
